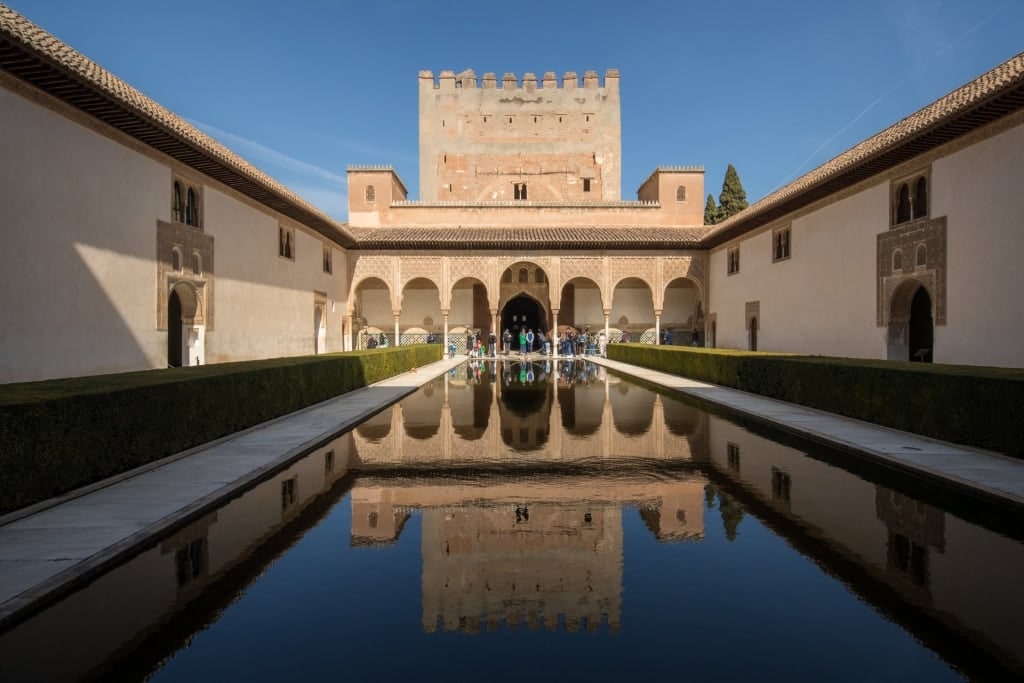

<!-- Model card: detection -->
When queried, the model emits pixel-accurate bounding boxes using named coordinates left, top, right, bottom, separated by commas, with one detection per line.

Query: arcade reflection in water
left=0, top=360, right=1021, bottom=680
left=352, top=359, right=710, bottom=633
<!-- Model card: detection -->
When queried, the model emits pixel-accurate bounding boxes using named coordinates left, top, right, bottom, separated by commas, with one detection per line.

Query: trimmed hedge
left=607, top=344, right=1024, bottom=458
left=0, top=345, right=441, bottom=514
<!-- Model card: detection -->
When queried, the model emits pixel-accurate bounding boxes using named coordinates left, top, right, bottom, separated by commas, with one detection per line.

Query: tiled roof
left=351, top=226, right=708, bottom=250
left=702, top=51, right=1024, bottom=247
left=0, top=5, right=356, bottom=247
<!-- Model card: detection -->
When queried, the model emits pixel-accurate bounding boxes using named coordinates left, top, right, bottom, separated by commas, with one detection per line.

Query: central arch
left=501, top=294, right=546, bottom=351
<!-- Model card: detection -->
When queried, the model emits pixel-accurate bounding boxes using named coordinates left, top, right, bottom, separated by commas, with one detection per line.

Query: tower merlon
left=420, top=69, right=621, bottom=91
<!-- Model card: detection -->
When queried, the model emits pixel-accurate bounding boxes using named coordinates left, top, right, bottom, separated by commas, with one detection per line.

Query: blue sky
left=6, top=0, right=1022, bottom=221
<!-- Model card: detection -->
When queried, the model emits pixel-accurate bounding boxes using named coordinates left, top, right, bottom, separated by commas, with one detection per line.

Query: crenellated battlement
left=654, top=165, right=705, bottom=173
left=346, top=164, right=397, bottom=171
left=420, top=68, right=620, bottom=92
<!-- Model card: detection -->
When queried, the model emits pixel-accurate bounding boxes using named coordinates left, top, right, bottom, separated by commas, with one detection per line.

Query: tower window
left=514, top=183, right=528, bottom=200
left=365, top=185, right=375, bottom=203
left=676, top=185, right=686, bottom=202
left=582, top=178, right=591, bottom=193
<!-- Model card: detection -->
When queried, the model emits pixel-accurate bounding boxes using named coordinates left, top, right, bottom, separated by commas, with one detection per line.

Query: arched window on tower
left=365, top=185, right=375, bottom=203
left=171, top=247, right=182, bottom=272
left=893, top=250, right=903, bottom=272
left=518, top=268, right=528, bottom=283
left=535, top=270, right=545, bottom=283
left=192, top=252, right=202, bottom=275
left=916, top=244, right=927, bottom=268
left=503, top=269, right=513, bottom=283
left=676, top=186, right=686, bottom=202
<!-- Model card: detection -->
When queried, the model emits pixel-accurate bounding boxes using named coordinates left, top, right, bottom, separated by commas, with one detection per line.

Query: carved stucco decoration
left=350, top=251, right=707, bottom=321
left=156, top=220, right=215, bottom=330
left=349, top=255, right=397, bottom=311
left=877, top=216, right=947, bottom=327
left=558, top=256, right=608, bottom=309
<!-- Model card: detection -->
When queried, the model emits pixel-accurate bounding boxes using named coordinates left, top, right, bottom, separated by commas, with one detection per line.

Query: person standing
left=518, top=329, right=527, bottom=356
left=488, top=330, right=497, bottom=357
left=503, top=329, right=512, bottom=355
left=526, top=328, right=535, bottom=354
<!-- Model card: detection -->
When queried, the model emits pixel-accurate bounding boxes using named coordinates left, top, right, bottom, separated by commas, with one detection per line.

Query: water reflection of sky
left=1, top=361, right=1021, bottom=682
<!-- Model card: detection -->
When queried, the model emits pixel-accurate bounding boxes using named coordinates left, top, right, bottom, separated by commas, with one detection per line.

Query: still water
left=1, top=359, right=1022, bottom=682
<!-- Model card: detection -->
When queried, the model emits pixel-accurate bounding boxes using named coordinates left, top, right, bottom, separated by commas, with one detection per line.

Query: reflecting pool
left=1, top=359, right=1022, bottom=682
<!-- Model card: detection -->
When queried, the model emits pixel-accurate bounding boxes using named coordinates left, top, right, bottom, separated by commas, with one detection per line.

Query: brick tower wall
left=418, top=69, right=621, bottom=202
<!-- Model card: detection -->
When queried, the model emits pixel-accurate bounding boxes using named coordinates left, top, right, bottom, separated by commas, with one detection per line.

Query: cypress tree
left=703, top=194, right=722, bottom=225
left=718, top=164, right=748, bottom=219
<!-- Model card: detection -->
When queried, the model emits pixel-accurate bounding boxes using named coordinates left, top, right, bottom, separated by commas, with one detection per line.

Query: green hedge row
left=607, top=344, right=1024, bottom=458
left=0, top=346, right=441, bottom=514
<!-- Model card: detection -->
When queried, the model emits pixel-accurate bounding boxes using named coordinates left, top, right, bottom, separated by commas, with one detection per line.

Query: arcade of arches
left=347, top=253, right=706, bottom=351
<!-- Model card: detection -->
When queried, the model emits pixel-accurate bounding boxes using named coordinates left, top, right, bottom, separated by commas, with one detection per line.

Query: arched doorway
left=909, top=287, right=933, bottom=362
left=168, top=289, right=183, bottom=367
left=887, top=280, right=933, bottom=362
left=501, top=294, right=545, bottom=351
left=314, top=305, right=324, bottom=354
left=167, top=281, right=203, bottom=367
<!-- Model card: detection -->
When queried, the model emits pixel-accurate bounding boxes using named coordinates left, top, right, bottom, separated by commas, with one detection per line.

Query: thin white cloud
left=189, top=118, right=350, bottom=220
left=189, top=118, right=346, bottom=185
left=290, top=184, right=350, bottom=222
left=771, top=0, right=1014, bottom=192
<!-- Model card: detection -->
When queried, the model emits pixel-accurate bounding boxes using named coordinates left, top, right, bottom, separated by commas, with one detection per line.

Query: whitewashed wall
left=707, top=117, right=1024, bottom=367
left=0, top=85, right=348, bottom=382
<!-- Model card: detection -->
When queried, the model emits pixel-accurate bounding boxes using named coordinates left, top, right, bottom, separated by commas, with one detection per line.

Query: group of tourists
left=557, top=328, right=607, bottom=358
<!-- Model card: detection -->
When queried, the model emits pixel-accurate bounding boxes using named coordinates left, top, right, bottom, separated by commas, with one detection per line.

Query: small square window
left=279, top=226, right=295, bottom=260
left=727, top=247, right=740, bottom=275
left=772, top=227, right=791, bottom=262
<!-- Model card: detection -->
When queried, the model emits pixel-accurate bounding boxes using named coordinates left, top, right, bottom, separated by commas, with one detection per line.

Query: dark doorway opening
left=168, top=290, right=183, bottom=367
left=749, top=317, right=758, bottom=352
left=909, top=287, right=933, bottom=362
left=501, top=295, right=544, bottom=351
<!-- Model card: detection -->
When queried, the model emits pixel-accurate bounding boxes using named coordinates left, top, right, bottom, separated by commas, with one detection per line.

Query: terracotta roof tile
left=350, top=225, right=708, bottom=249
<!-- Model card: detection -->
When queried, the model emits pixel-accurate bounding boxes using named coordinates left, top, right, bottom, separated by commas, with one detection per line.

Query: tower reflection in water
left=3, top=360, right=1023, bottom=682
left=351, top=359, right=710, bottom=633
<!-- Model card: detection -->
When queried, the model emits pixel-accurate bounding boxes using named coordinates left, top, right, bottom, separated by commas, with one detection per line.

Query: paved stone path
left=0, top=357, right=465, bottom=628
left=2, top=354, right=1022, bottom=629
left=588, top=356, right=1024, bottom=508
